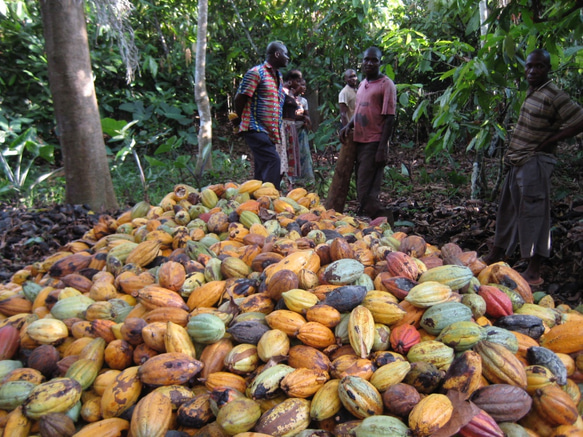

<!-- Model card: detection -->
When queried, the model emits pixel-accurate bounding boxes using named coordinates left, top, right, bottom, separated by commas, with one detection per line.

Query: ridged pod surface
left=407, top=340, right=455, bottom=370
left=322, top=259, right=365, bottom=285
left=338, top=375, right=383, bottom=419
left=130, top=390, right=173, bottom=437
left=531, top=384, right=579, bottom=426
left=248, top=364, right=295, bottom=400
left=280, top=368, right=329, bottom=398
left=470, top=384, right=532, bottom=423
left=22, top=377, right=82, bottom=420
left=389, top=323, right=421, bottom=354
left=254, top=397, right=311, bottom=436
left=369, top=360, right=411, bottom=392
left=385, top=251, right=420, bottom=281
left=408, top=393, right=453, bottom=436
left=0, top=380, right=36, bottom=410
left=419, top=301, right=473, bottom=336
left=310, top=379, right=342, bottom=421
left=138, top=352, right=204, bottom=386
left=348, top=305, right=375, bottom=358
left=362, top=290, right=407, bottom=326
left=441, top=350, right=483, bottom=398
left=101, top=366, right=142, bottom=418
left=216, top=397, right=262, bottom=434
left=475, top=340, right=528, bottom=388
left=405, top=281, right=452, bottom=308
left=436, top=320, right=484, bottom=352
left=418, top=264, right=474, bottom=290
left=354, top=415, right=410, bottom=437
left=539, top=320, right=583, bottom=354
left=458, top=408, right=505, bottom=437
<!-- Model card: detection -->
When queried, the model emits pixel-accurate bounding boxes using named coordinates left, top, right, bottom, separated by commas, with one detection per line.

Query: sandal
left=525, top=277, right=544, bottom=286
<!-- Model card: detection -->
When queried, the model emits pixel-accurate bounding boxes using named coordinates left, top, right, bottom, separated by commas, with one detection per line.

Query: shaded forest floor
left=1, top=138, right=582, bottom=306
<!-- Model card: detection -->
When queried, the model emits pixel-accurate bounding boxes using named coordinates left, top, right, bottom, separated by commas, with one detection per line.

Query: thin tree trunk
left=194, top=0, right=212, bottom=174
left=40, top=0, right=118, bottom=211
left=470, top=0, right=490, bottom=200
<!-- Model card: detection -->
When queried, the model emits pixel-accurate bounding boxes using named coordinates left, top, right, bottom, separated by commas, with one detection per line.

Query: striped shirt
left=507, top=81, right=583, bottom=166
left=237, top=62, right=284, bottom=144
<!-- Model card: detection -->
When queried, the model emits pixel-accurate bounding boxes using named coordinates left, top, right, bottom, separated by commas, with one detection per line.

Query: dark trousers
left=494, top=155, right=555, bottom=258
left=355, top=141, right=384, bottom=216
left=242, top=131, right=281, bottom=188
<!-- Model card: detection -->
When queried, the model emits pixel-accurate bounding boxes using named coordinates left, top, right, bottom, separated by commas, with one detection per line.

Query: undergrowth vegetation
left=1, top=0, right=582, bottom=208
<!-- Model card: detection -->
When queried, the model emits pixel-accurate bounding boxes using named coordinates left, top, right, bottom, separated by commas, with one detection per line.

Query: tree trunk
left=324, top=135, right=355, bottom=213
left=39, top=0, right=118, bottom=212
left=471, top=0, right=489, bottom=200
left=194, top=0, right=213, bottom=175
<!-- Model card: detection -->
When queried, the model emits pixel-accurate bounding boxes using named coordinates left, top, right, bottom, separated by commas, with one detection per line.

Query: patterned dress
left=279, top=91, right=300, bottom=177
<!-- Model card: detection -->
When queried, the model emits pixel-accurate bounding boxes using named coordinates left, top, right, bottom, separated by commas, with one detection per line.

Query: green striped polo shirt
left=506, top=81, right=583, bottom=166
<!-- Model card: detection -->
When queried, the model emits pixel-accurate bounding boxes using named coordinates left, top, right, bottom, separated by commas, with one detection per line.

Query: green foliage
left=101, top=116, right=250, bottom=205
left=0, top=1, right=53, bottom=139
left=2, top=0, right=583, bottom=207
left=414, top=0, right=583, bottom=159
left=0, top=107, right=61, bottom=202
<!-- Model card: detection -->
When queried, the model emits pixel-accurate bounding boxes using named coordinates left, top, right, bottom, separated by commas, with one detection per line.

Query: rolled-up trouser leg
left=515, top=155, right=555, bottom=258
left=494, top=155, right=555, bottom=259
left=324, top=134, right=356, bottom=213
left=355, top=141, right=383, bottom=215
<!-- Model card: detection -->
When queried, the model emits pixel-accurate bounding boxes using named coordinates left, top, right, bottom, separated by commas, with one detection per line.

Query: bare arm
left=339, top=103, right=350, bottom=127
left=302, top=112, right=312, bottom=131
left=536, top=118, right=583, bottom=152
left=338, top=116, right=355, bottom=143
left=231, top=93, right=251, bottom=129
left=234, top=93, right=250, bottom=119
left=375, top=114, right=395, bottom=166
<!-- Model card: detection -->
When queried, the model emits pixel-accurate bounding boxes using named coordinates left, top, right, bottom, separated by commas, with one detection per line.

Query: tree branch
left=227, top=0, right=260, bottom=59
left=532, top=0, right=583, bottom=23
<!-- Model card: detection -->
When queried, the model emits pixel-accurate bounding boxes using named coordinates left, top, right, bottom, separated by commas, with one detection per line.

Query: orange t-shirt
left=353, top=76, right=397, bottom=143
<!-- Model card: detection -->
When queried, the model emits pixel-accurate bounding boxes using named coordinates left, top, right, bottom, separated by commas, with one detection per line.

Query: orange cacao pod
left=390, top=324, right=421, bottom=355
left=531, top=384, right=579, bottom=426
left=478, top=285, right=513, bottom=318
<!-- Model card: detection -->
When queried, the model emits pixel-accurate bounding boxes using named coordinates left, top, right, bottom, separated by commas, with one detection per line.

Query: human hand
left=375, top=147, right=388, bottom=166
left=228, top=112, right=241, bottom=134
left=340, top=123, right=355, bottom=143
left=338, top=126, right=349, bottom=143
left=535, top=141, right=554, bottom=153
left=228, top=112, right=240, bottom=125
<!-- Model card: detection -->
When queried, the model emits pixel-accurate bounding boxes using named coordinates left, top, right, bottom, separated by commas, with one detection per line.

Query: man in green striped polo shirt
left=483, top=49, right=583, bottom=286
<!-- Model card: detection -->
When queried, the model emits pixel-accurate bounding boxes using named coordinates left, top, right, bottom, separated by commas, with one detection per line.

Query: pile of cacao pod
left=1, top=179, right=583, bottom=437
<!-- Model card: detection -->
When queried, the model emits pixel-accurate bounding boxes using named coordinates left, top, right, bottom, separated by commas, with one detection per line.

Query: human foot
left=481, top=247, right=505, bottom=265
left=520, top=273, right=544, bottom=286
left=521, top=254, right=544, bottom=286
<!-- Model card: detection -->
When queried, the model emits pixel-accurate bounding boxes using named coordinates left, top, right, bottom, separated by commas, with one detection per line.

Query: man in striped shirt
left=233, top=41, right=290, bottom=189
left=483, top=49, right=583, bottom=286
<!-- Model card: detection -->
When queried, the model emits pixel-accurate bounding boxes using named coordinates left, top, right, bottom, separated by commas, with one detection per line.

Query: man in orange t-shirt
left=339, top=47, right=396, bottom=220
